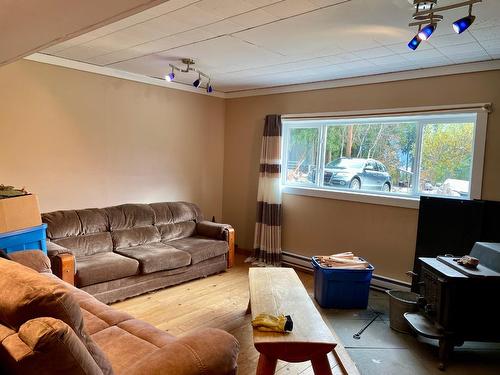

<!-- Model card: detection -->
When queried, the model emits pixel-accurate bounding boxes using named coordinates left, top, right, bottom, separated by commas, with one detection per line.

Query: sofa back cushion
left=105, top=204, right=160, bottom=249
left=151, top=202, right=202, bottom=242
left=54, top=233, right=113, bottom=257
left=42, top=208, right=112, bottom=257
left=0, top=259, right=113, bottom=374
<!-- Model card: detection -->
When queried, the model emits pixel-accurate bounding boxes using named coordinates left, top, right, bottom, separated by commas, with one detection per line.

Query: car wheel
left=350, top=178, right=361, bottom=190
left=382, top=182, right=391, bottom=192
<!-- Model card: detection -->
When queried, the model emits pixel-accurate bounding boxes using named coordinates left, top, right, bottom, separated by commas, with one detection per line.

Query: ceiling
left=0, top=0, right=168, bottom=66
left=36, top=0, right=500, bottom=93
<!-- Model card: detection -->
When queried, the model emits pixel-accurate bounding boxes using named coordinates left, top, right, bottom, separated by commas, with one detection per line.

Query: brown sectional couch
left=0, top=251, right=239, bottom=374
left=42, top=202, right=234, bottom=304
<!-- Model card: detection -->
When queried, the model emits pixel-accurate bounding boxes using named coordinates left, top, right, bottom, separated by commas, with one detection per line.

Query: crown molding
left=24, top=53, right=226, bottom=98
left=224, top=59, right=500, bottom=98
left=24, top=53, right=500, bottom=100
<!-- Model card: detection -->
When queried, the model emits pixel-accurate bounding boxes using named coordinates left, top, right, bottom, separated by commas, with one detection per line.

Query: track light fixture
left=418, top=23, right=436, bottom=40
left=408, top=26, right=422, bottom=50
left=164, top=58, right=214, bottom=94
left=165, top=67, right=175, bottom=82
left=193, top=73, right=202, bottom=88
left=407, top=0, right=482, bottom=50
left=206, top=81, right=213, bottom=93
left=453, top=4, right=475, bottom=33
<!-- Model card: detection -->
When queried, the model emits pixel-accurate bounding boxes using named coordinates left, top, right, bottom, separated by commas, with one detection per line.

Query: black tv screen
left=412, top=196, right=500, bottom=291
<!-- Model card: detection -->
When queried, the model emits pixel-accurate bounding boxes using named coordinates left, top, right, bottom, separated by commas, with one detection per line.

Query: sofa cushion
left=105, top=204, right=155, bottom=230
left=115, top=243, right=191, bottom=274
left=151, top=202, right=203, bottom=224
left=156, top=221, right=196, bottom=242
left=111, top=227, right=161, bottom=250
left=76, top=253, right=139, bottom=287
left=0, top=259, right=113, bottom=374
left=43, top=210, right=81, bottom=240
left=166, top=236, right=228, bottom=264
left=105, top=204, right=161, bottom=249
left=77, top=208, right=108, bottom=235
left=54, top=232, right=113, bottom=257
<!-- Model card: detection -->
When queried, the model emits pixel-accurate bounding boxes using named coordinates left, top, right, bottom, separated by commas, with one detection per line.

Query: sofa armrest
left=196, top=221, right=235, bottom=268
left=47, top=242, right=75, bottom=286
left=127, top=328, right=239, bottom=375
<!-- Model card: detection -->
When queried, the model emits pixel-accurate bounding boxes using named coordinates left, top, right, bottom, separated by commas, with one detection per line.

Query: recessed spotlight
left=453, top=15, right=475, bottom=34
left=418, top=23, right=436, bottom=40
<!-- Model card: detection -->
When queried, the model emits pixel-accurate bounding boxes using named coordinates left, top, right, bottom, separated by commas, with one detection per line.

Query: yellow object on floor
left=251, top=313, right=293, bottom=333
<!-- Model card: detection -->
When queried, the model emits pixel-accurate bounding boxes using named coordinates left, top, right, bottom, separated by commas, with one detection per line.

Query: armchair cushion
left=15, top=317, right=104, bottom=375
left=126, top=328, right=239, bottom=375
left=8, top=250, right=52, bottom=274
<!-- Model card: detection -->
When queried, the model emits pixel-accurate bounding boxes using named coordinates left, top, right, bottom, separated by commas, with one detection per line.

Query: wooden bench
left=248, top=267, right=342, bottom=375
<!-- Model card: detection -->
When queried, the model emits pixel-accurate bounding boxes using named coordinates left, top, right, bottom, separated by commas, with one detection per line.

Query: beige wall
left=0, top=60, right=226, bottom=220
left=223, top=70, right=500, bottom=280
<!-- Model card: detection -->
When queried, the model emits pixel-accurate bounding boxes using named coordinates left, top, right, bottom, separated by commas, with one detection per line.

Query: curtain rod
left=282, top=103, right=493, bottom=120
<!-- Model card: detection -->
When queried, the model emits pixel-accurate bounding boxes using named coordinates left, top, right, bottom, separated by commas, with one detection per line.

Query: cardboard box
left=0, top=194, right=42, bottom=233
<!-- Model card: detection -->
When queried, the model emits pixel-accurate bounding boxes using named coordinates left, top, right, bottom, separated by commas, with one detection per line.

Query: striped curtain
left=253, top=115, right=283, bottom=265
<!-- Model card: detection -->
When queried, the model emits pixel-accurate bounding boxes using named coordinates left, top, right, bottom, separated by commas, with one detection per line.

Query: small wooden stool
left=248, top=268, right=337, bottom=375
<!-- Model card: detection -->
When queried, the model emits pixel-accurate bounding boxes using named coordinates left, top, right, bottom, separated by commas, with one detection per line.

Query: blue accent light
left=408, top=35, right=421, bottom=50
left=165, top=72, right=175, bottom=82
left=418, top=23, right=436, bottom=40
left=453, top=15, right=475, bottom=34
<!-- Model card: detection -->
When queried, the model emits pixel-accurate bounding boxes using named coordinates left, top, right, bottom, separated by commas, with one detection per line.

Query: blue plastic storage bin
left=312, top=256, right=374, bottom=309
left=0, top=224, right=48, bottom=255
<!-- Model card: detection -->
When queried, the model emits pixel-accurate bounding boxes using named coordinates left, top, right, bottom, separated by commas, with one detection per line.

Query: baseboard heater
left=282, top=251, right=410, bottom=292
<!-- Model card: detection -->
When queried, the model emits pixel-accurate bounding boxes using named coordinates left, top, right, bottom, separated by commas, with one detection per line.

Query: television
left=411, top=196, right=500, bottom=291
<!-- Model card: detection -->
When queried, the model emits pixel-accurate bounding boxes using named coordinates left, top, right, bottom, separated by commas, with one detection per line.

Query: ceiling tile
left=428, top=32, right=476, bottom=48
left=352, top=46, right=394, bottom=59
left=470, top=26, right=500, bottom=41
left=200, top=20, right=243, bottom=35
left=195, top=0, right=256, bottom=18
left=321, top=52, right=361, bottom=64
left=263, top=0, right=317, bottom=18
left=230, top=9, right=279, bottom=28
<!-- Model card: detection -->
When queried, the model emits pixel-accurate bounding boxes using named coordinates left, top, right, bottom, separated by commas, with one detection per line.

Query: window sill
left=282, top=185, right=420, bottom=209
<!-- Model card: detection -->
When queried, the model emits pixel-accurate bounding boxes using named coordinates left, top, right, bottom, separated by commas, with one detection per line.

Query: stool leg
left=311, top=354, right=332, bottom=375
left=256, top=354, right=278, bottom=375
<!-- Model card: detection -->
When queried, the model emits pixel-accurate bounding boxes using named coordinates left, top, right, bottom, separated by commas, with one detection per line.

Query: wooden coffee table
left=248, top=267, right=338, bottom=375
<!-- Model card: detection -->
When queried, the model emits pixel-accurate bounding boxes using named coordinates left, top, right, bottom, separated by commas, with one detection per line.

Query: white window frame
left=281, top=104, right=489, bottom=209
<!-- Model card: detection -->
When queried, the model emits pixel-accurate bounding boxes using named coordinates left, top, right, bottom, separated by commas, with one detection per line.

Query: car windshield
left=325, top=159, right=365, bottom=169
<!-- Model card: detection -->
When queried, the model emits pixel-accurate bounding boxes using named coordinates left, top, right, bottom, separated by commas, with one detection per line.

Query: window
left=282, top=110, right=487, bottom=206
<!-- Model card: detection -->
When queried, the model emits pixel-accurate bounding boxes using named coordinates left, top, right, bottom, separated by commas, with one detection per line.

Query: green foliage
left=420, top=123, right=474, bottom=184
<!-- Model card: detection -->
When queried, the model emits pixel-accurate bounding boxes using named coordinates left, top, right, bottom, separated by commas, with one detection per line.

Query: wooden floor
left=112, top=254, right=348, bottom=375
